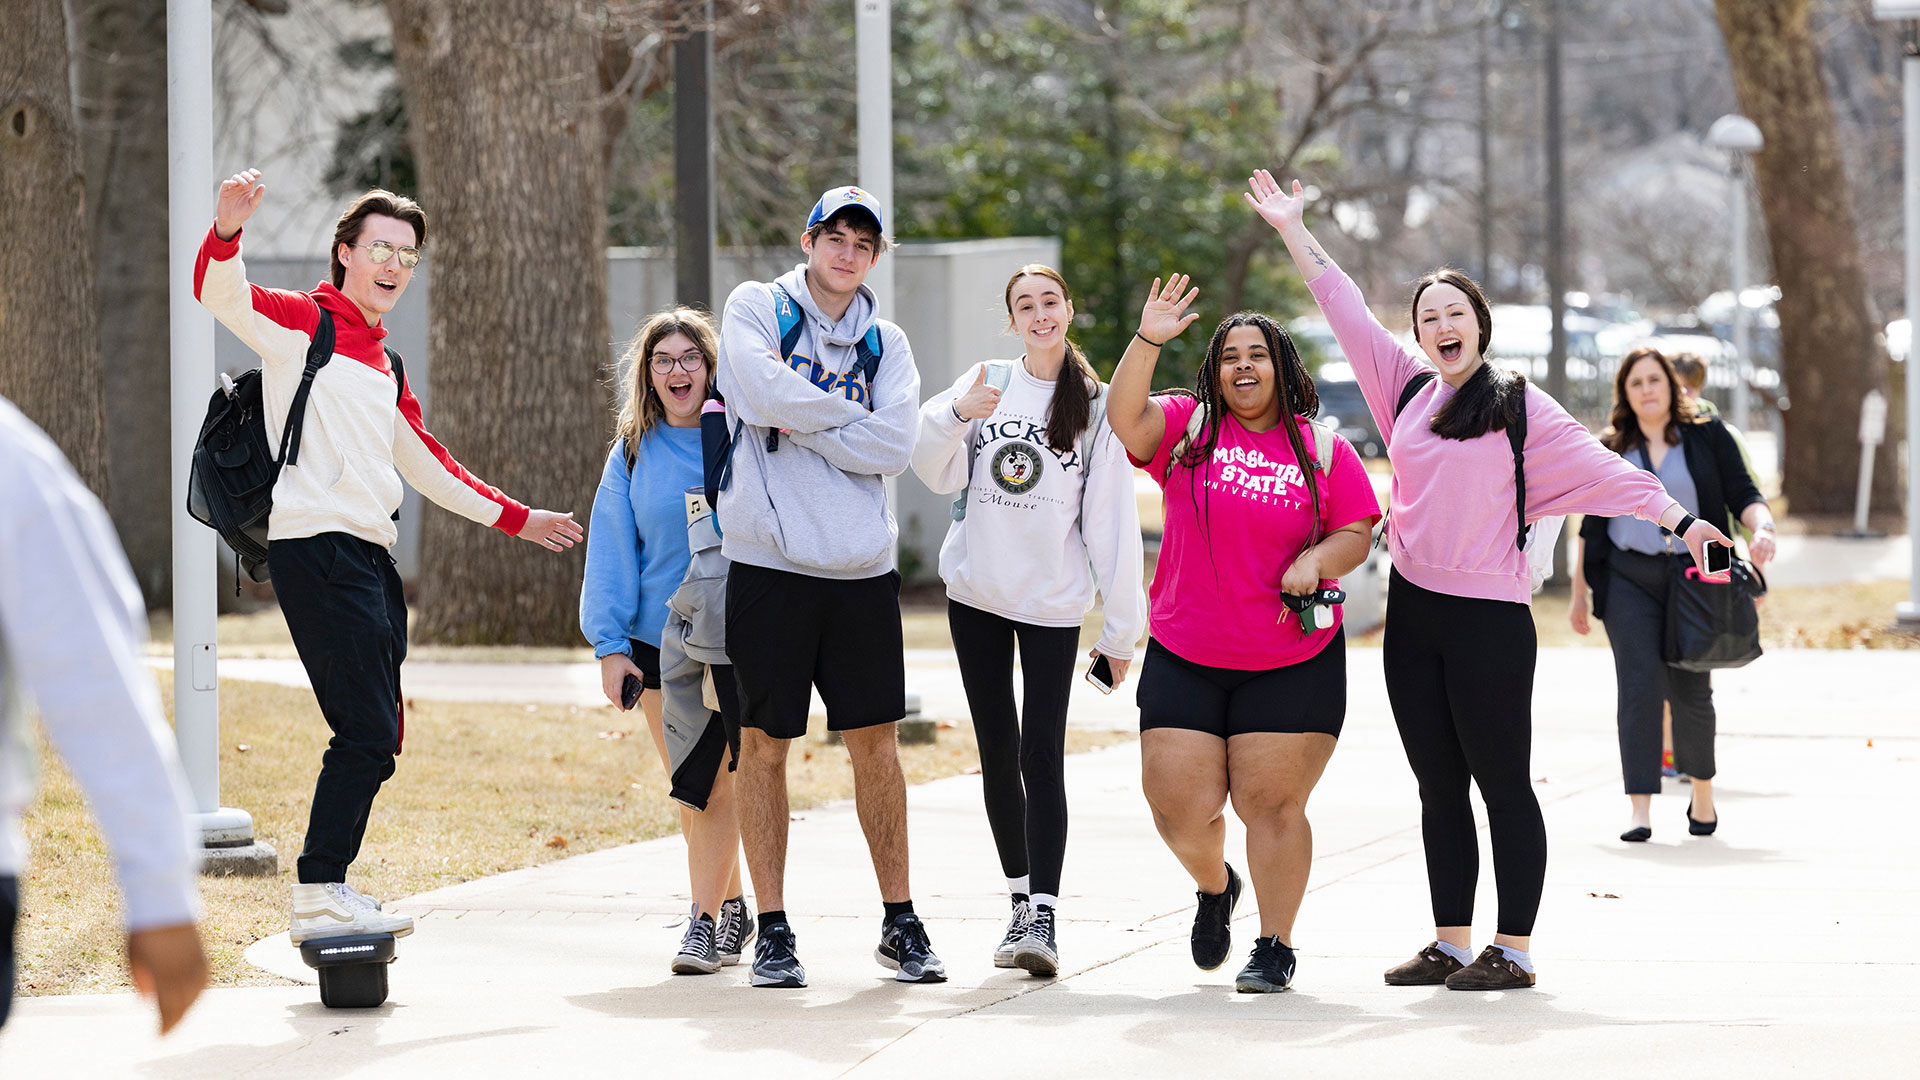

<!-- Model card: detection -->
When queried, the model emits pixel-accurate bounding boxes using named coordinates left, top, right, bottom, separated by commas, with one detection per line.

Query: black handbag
left=1664, top=556, right=1766, bottom=672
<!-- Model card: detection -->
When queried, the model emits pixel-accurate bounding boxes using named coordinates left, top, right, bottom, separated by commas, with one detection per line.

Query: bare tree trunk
left=387, top=0, right=614, bottom=644
left=0, top=0, right=109, bottom=497
left=69, top=0, right=173, bottom=606
left=1715, top=0, right=1900, bottom=515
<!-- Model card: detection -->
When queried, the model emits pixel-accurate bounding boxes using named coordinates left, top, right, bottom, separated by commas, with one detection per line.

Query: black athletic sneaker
left=874, top=913, right=948, bottom=983
left=1234, top=936, right=1297, bottom=993
left=716, top=896, right=755, bottom=967
left=1191, top=863, right=1242, bottom=971
left=1011, top=905, right=1059, bottom=977
left=751, top=922, right=806, bottom=988
left=672, top=913, right=721, bottom=975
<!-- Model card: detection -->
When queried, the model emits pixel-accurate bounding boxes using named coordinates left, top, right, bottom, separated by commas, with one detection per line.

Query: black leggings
left=1383, top=569, right=1546, bottom=937
left=947, top=599, right=1081, bottom=897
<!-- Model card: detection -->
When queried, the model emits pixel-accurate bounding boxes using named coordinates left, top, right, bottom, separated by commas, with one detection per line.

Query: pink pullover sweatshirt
left=1308, top=267, right=1680, bottom=605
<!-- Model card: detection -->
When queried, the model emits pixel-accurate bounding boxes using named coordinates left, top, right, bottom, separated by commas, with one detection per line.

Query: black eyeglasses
left=351, top=241, right=422, bottom=269
left=649, top=351, right=705, bottom=374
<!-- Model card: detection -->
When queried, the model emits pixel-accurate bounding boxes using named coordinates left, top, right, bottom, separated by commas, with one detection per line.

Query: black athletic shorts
left=627, top=639, right=663, bottom=690
left=1, top=875, right=16, bottom=1029
left=1136, top=629, right=1347, bottom=739
left=725, top=561, right=906, bottom=740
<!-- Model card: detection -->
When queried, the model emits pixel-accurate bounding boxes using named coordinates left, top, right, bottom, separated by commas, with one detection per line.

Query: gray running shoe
left=875, top=913, right=947, bottom=983
left=716, top=896, right=755, bottom=967
left=993, top=900, right=1034, bottom=969
left=752, top=922, right=806, bottom=988
left=672, top=913, right=721, bottom=975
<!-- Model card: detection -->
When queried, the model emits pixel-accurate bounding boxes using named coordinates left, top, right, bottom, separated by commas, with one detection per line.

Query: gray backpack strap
left=951, top=361, right=1017, bottom=522
left=1163, top=401, right=1210, bottom=482
left=1310, top=419, right=1334, bottom=476
left=1077, top=381, right=1110, bottom=518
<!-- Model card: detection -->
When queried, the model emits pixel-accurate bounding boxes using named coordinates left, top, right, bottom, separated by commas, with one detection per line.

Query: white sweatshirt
left=912, top=359, right=1146, bottom=660
left=193, top=225, right=529, bottom=548
left=0, top=398, right=201, bottom=930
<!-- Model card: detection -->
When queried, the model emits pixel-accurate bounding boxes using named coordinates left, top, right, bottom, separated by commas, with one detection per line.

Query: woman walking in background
left=1569, top=347, right=1774, bottom=842
left=581, top=308, right=751, bottom=976
left=1246, top=169, right=1731, bottom=990
left=1107, top=276, right=1380, bottom=994
left=911, top=265, right=1146, bottom=977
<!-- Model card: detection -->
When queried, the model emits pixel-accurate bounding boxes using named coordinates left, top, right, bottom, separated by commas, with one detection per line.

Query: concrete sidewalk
left=6, top=645, right=1915, bottom=1077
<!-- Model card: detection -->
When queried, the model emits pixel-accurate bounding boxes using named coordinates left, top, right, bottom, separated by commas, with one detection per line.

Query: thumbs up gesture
left=953, top=363, right=1004, bottom=421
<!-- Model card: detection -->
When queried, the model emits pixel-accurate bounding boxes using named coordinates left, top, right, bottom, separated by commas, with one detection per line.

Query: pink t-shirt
left=1130, top=395, right=1381, bottom=670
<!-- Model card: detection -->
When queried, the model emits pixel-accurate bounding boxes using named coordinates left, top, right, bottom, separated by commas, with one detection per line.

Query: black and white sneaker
left=1191, top=863, right=1242, bottom=971
left=672, top=913, right=721, bottom=975
left=875, top=913, right=947, bottom=983
left=751, top=922, right=806, bottom=988
left=1234, top=936, right=1297, bottom=993
left=716, top=896, right=755, bottom=967
left=993, top=900, right=1034, bottom=969
left=1011, top=905, right=1059, bottom=977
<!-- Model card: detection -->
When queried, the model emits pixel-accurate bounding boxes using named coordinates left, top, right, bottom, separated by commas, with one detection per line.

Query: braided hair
left=1170, top=312, right=1327, bottom=545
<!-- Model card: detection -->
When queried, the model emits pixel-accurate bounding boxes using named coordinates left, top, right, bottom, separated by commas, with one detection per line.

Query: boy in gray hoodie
left=716, top=187, right=942, bottom=988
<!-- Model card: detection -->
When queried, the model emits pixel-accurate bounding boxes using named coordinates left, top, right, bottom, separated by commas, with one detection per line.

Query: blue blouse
left=578, top=423, right=704, bottom=655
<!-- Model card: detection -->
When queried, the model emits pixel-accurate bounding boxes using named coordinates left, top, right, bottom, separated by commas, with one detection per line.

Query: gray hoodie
left=715, top=264, right=920, bottom=578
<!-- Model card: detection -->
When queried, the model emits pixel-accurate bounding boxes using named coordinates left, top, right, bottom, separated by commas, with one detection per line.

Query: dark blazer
left=1579, top=416, right=1765, bottom=620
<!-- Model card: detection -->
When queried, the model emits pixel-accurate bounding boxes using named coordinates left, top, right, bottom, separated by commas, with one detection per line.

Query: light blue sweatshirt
left=579, top=424, right=704, bottom=656
left=715, top=264, right=921, bottom=579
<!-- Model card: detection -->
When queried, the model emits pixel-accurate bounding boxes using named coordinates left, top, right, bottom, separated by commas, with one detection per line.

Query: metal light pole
left=168, top=0, right=273, bottom=872
left=856, top=0, right=894, bottom=318
left=674, top=2, right=716, bottom=310
left=1874, top=4, right=1920, bottom=627
left=1706, top=114, right=1763, bottom=433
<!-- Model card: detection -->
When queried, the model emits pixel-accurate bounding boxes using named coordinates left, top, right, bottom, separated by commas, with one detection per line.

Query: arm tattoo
left=1308, top=248, right=1329, bottom=269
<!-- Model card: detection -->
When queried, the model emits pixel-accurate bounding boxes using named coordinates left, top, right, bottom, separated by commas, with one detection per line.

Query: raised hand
left=1243, top=170, right=1307, bottom=235
left=517, top=509, right=584, bottom=551
left=1137, top=275, right=1200, bottom=346
left=953, top=364, right=1003, bottom=421
left=215, top=169, right=266, bottom=241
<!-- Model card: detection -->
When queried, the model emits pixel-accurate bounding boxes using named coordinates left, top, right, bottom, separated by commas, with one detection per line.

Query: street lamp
left=1705, top=113, right=1763, bottom=434
left=1873, top=2, right=1920, bottom=628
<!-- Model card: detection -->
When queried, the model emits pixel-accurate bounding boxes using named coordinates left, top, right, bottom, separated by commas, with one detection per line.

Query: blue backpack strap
left=856, top=325, right=884, bottom=389
left=770, top=283, right=804, bottom=364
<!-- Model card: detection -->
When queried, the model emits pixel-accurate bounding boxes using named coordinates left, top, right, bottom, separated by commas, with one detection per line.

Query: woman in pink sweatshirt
left=1243, top=170, right=1731, bottom=991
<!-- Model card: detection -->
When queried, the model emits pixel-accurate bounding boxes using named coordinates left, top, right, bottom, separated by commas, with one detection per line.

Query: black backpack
left=188, top=314, right=407, bottom=585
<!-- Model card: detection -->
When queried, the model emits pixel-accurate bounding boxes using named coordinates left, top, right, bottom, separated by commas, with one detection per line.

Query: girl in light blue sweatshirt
left=580, top=307, right=750, bottom=976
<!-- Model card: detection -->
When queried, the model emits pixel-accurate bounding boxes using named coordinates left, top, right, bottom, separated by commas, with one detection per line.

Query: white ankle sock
left=1435, top=940, right=1473, bottom=965
left=1494, top=944, right=1534, bottom=973
left=1031, top=893, right=1057, bottom=910
left=1008, top=875, right=1030, bottom=898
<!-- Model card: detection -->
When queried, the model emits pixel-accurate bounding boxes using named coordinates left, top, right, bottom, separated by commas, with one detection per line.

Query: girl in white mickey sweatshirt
left=911, top=265, right=1146, bottom=977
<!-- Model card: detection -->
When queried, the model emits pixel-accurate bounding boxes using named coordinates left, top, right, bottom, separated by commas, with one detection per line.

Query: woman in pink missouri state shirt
left=1242, top=170, right=1731, bottom=992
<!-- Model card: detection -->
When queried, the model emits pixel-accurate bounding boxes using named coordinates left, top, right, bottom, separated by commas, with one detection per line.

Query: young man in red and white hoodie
left=195, top=170, right=583, bottom=943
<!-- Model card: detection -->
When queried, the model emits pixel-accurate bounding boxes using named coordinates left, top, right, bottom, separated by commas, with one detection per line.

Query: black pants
left=1, top=875, right=16, bottom=1028
left=947, top=600, right=1080, bottom=898
left=270, top=533, right=407, bottom=885
left=1383, top=569, right=1546, bottom=937
left=1604, top=549, right=1717, bottom=793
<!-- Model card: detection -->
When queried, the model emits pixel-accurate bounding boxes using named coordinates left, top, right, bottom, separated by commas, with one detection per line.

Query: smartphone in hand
left=1084, top=654, right=1115, bottom=695
left=1704, top=541, right=1734, bottom=579
left=620, top=673, right=643, bottom=711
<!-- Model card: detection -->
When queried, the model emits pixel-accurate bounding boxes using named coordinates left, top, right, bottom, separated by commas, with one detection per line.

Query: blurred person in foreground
left=0, top=397, right=208, bottom=1034
left=1569, top=347, right=1775, bottom=842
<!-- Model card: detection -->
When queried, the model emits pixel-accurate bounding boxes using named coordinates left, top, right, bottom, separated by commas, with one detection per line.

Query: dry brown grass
left=17, top=671, right=1130, bottom=996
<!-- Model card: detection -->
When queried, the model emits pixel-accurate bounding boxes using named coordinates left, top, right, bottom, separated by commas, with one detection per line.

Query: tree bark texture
left=70, top=0, right=174, bottom=606
left=1715, top=0, right=1901, bottom=515
left=387, top=0, right=613, bottom=644
left=0, top=0, right=109, bottom=498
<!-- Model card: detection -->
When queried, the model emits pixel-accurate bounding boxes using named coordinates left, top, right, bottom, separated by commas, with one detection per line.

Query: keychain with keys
left=1281, top=586, right=1347, bottom=633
